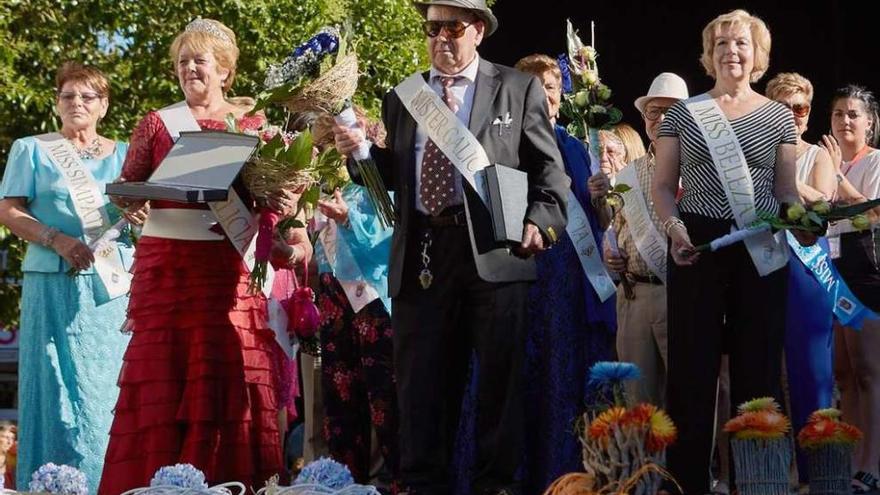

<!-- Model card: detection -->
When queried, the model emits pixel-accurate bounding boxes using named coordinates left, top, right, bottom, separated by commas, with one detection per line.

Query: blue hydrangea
left=557, top=53, right=573, bottom=94
left=291, top=28, right=339, bottom=59
left=149, top=463, right=209, bottom=490
left=294, top=457, right=355, bottom=490
left=588, top=361, right=641, bottom=389
left=265, top=26, right=341, bottom=90
left=28, top=463, right=88, bottom=495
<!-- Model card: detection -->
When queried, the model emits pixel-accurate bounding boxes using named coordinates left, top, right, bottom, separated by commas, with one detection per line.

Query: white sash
left=685, top=94, right=788, bottom=276
left=315, top=211, right=381, bottom=313
left=617, top=162, right=667, bottom=283
left=565, top=190, right=616, bottom=301
left=394, top=73, right=492, bottom=208
left=156, top=102, right=274, bottom=295
left=34, top=133, right=131, bottom=299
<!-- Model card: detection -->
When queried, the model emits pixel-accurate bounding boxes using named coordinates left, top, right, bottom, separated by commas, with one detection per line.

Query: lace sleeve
left=120, top=112, right=165, bottom=181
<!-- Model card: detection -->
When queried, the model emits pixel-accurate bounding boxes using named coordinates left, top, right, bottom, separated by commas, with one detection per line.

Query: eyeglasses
left=781, top=102, right=811, bottom=118
left=643, top=106, right=672, bottom=122
left=422, top=20, right=472, bottom=39
left=57, top=91, right=104, bottom=104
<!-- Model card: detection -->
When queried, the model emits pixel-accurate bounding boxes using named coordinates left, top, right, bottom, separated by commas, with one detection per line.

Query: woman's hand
left=52, top=233, right=94, bottom=271
left=602, top=242, right=627, bottom=273
left=317, top=189, right=349, bottom=224
left=587, top=172, right=611, bottom=202
left=668, top=224, right=699, bottom=266
left=122, top=201, right=150, bottom=226
left=266, top=189, right=299, bottom=217
left=820, top=134, right=843, bottom=172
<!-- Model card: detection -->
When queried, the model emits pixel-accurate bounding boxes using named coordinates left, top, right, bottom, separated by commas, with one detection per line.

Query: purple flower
left=557, top=53, right=572, bottom=94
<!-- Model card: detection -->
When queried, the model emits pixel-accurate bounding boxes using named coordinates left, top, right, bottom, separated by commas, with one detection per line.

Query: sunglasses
left=781, top=102, right=811, bottom=118
left=57, top=91, right=104, bottom=104
left=422, top=20, right=473, bottom=38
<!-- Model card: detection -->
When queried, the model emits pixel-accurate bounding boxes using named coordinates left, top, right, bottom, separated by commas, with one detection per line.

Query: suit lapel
left=468, top=59, right=500, bottom=136
left=399, top=72, right=427, bottom=217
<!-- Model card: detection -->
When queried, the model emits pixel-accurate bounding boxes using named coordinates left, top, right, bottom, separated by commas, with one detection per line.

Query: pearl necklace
left=67, top=137, right=103, bottom=160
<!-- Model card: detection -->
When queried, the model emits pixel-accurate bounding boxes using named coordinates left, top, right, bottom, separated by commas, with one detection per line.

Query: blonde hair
left=765, top=72, right=813, bottom=103
left=55, top=62, right=110, bottom=97
left=612, top=123, right=647, bottom=162
left=170, top=18, right=239, bottom=92
left=700, top=9, right=771, bottom=83
left=514, top=54, right=562, bottom=83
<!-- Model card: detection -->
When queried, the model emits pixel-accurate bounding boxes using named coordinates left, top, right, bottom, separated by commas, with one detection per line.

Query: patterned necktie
left=420, top=76, right=461, bottom=215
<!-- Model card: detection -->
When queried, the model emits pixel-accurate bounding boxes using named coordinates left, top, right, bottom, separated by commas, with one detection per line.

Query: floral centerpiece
left=27, top=463, right=88, bottom=495
left=723, top=397, right=792, bottom=495
left=558, top=19, right=623, bottom=168
left=797, top=408, right=862, bottom=495
left=256, top=25, right=394, bottom=228
left=545, top=362, right=677, bottom=495
left=256, top=457, right=380, bottom=495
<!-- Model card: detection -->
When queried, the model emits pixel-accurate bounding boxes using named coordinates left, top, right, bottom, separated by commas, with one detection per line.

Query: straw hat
left=634, top=72, right=689, bottom=114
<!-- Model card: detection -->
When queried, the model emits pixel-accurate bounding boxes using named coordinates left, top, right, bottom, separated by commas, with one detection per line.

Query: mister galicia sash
left=34, top=133, right=131, bottom=300
left=617, top=162, right=667, bottom=283
left=395, top=73, right=492, bottom=207
left=156, top=102, right=274, bottom=295
left=685, top=94, right=788, bottom=276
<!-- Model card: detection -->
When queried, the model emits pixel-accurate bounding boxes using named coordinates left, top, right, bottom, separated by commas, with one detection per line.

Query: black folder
left=105, top=131, right=259, bottom=203
left=482, top=164, right=528, bottom=244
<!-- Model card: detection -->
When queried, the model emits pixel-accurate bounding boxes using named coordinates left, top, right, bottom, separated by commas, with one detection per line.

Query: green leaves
left=285, top=128, right=313, bottom=170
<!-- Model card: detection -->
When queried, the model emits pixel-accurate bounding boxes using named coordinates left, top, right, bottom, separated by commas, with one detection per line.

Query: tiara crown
left=185, top=18, right=233, bottom=46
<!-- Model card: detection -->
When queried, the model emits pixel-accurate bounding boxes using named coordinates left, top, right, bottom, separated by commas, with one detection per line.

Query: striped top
left=658, top=97, right=797, bottom=220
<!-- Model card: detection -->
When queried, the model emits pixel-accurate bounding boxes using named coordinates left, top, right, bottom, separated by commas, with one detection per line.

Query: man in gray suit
left=333, top=1, right=569, bottom=493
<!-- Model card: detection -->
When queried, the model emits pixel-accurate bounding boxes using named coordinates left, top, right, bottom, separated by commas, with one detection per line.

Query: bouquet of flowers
left=692, top=198, right=880, bottom=254
left=558, top=19, right=623, bottom=160
left=257, top=25, right=395, bottom=229
left=235, top=122, right=345, bottom=294
left=543, top=362, right=677, bottom=495
left=256, top=458, right=380, bottom=495
left=723, top=398, right=792, bottom=495
left=797, top=408, right=862, bottom=495
left=119, top=463, right=246, bottom=494
left=258, top=26, right=357, bottom=115
left=28, top=463, right=88, bottom=495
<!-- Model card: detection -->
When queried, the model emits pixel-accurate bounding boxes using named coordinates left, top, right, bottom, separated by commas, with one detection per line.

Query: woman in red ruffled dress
left=98, top=18, right=308, bottom=493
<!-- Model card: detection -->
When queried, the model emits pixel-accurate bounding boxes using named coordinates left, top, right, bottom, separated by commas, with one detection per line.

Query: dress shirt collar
left=429, top=55, right=480, bottom=84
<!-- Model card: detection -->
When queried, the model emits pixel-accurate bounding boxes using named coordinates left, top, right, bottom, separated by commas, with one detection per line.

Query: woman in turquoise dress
left=0, top=63, right=136, bottom=493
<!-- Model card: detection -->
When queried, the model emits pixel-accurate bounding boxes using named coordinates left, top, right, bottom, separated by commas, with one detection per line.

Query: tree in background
left=0, top=0, right=430, bottom=330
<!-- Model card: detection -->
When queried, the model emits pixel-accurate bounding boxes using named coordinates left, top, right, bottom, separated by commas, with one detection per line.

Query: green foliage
left=0, top=0, right=429, bottom=168
left=0, top=0, right=432, bottom=330
left=0, top=225, right=24, bottom=330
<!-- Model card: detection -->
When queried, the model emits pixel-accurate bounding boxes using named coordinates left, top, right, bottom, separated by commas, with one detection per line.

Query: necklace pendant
left=419, top=268, right=433, bottom=290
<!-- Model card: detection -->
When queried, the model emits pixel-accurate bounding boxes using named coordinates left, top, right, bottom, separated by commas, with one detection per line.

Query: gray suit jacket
left=352, top=58, right=570, bottom=297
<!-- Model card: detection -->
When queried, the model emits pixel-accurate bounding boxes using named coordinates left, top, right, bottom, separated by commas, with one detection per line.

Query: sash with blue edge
left=786, top=231, right=877, bottom=330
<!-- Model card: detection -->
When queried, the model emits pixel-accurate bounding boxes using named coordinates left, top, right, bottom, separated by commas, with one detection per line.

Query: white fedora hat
left=634, top=72, right=689, bottom=114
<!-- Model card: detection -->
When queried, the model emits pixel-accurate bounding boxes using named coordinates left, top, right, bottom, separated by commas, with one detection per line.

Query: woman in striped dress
left=651, top=10, right=814, bottom=494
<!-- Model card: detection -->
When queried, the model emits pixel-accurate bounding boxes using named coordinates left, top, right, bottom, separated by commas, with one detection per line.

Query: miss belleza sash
left=394, top=74, right=614, bottom=301
left=34, top=133, right=131, bottom=300
left=156, top=102, right=274, bottom=295
left=685, top=94, right=788, bottom=276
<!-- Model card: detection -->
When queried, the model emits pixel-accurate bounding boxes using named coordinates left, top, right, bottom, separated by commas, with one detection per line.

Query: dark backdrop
left=480, top=1, right=877, bottom=145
